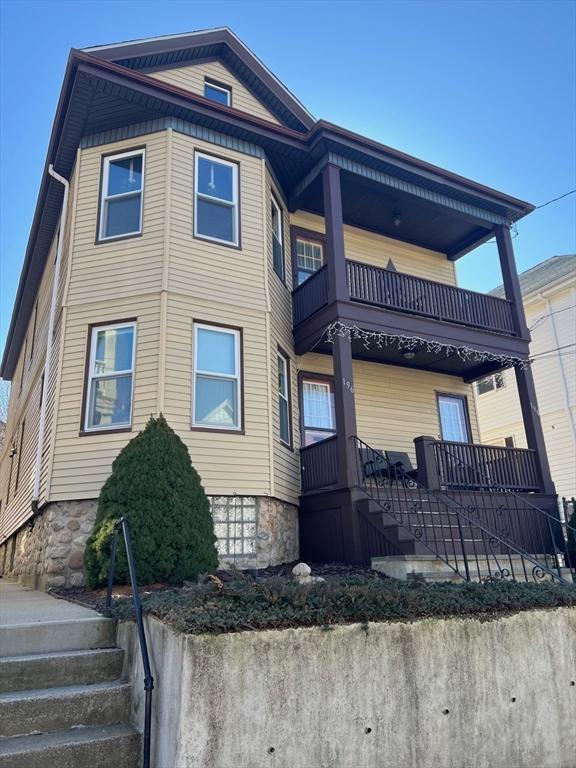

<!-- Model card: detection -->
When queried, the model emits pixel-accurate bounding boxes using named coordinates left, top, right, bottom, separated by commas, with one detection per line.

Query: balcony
left=293, top=260, right=516, bottom=335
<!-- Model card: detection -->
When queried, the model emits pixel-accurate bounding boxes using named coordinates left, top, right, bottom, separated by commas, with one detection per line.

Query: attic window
left=204, top=79, right=231, bottom=106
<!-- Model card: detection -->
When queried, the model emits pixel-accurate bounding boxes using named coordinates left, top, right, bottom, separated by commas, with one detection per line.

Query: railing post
left=414, top=436, right=441, bottom=490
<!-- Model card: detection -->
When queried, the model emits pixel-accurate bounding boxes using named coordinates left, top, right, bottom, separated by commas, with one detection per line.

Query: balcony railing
left=347, top=260, right=516, bottom=335
left=292, top=258, right=516, bottom=336
left=300, top=435, right=338, bottom=492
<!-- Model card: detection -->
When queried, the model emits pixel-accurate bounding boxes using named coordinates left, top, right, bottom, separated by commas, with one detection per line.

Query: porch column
left=322, top=164, right=358, bottom=486
left=496, top=224, right=555, bottom=495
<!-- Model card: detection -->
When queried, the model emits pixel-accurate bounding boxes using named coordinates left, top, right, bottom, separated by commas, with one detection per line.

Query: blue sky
left=1, top=0, right=575, bottom=355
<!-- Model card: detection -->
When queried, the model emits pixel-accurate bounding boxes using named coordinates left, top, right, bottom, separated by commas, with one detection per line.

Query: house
left=0, top=28, right=570, bottom=589
left=475, top=255, right=576, bottom=499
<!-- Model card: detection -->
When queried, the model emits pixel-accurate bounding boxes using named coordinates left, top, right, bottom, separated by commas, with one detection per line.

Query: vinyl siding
left=149, top=60, right=282, bottom=126
left=299, top=353, right=480, bottom=463
left=290, top=210, right=457, bottom=285
left=476, top=281, right=576, bottom=498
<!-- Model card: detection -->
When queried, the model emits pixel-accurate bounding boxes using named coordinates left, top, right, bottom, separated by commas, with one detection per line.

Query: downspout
left=31, top=165, right=69, bottom=514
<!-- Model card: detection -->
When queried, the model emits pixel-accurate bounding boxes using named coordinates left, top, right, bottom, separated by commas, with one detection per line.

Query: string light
left=324, top=321, right=531, bottom=369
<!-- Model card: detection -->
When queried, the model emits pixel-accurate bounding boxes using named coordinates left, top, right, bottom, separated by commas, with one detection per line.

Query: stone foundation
left=0, top=500, right=97, bottom=591
left=0, top=495, right=299, bottom=590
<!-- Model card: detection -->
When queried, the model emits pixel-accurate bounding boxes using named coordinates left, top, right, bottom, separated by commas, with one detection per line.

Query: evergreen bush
left=84, top=414, right=218, bottom=587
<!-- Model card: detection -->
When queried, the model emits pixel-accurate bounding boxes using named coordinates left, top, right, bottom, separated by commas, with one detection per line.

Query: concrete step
left=0, top=723, right=140, bottom=768
left=0, top=681, right=132, bottom=738
left=0, top=648, right=124, bottom=693
left=0, top=617, right=116, bottom=657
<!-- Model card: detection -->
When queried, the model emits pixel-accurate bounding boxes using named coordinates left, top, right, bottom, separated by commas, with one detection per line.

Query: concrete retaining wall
left=118, top=607, right=576, bottom=768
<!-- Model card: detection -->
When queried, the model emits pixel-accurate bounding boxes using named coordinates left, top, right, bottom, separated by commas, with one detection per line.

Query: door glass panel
left=438, top=395, right=470, bottom=442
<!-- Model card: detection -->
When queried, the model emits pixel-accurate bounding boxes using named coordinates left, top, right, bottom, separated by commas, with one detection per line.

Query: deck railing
left=431, top=440, right=542, bottom=492
left=292, top=265, right=329, bottom=326
left=347, top=260, right=516, bottom=334
left=300, top=435, right=339, bottom=492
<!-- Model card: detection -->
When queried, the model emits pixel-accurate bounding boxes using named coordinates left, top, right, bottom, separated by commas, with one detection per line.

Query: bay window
left=98, top=149, right=144, bottom=241
left=193, top=323, right=242, bottom=430
left=278, top=351, right=291, bottom=446
left=194, top=153, right=239, bottom=246
left=271, top=196, right=284, bottom=280
left=84, top=322, right=136, bottom=432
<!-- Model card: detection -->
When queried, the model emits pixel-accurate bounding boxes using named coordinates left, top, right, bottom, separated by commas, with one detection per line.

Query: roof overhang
left=1, top=47, right=534, bottom=379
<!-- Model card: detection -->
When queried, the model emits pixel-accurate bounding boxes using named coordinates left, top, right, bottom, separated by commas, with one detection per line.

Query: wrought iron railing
left=292, top=265, right=329, bottom=325
left=347, top=260, right=516, bottom=334
left=353, top=436, right=575, bottom=584
left=106, top=517, right=154, bottom=768
left=300, top=435, right=339, bottom=492
left=432, top=440, right=542, bottom=492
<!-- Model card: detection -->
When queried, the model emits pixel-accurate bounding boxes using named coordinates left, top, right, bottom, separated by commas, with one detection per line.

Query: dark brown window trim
left=204, top=77, right=233, bottom=106
left=297, top=370, right=335, bottom=447
left=80, top=317, right=138, bottom=436
left=277, top=345, right=293, bottom=450
left=95, top=145, right=146, bottom=246
left=193, top=150, right=242, bottom=251
left=28, top=302, right=38, bottom=367
left=19, top=337, right=28, bottom=394
left=271, top=193, right=286, bottom=285
left=191, top=319, right=245, bottom=434
left=435, top=391, right=473, bottom=443
left=14, top=420, right=25, bottom=496
left=290, top=226, right=326, bottom=288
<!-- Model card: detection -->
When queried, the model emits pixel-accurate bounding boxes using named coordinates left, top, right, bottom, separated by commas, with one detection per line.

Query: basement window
left=98, top=149, right=145, bottom=241
left=210, top=496, right=257, bottom=557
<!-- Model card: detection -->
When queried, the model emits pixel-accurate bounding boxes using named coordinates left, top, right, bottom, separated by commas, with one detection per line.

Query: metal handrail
left=353, top=436, right=573, bottom=584
left=106, top=517, right=154, bottom=768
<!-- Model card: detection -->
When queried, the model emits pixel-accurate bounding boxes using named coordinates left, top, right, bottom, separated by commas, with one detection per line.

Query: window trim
left=193, top=151, right=240, bottom=248
left=81, top=319, right=137, bottom=435
left=277, top=347, right=293, bottom=449
left=436, top=392, right=472, bottom=443
left=14, top=420, right=25, bottom=497
left=475, top=373, right=506, bottom=396
left=290, top=226, right=326, bottom=287
left=192, top=321, right=243, bottom=433
left=204, top=77, right=232, bottom=106
left=28, top=302, right=38, bottom=368
left=271, top=195, right=285, bottom=282
left=298, top=371, right=336, bottom=447
left=97, top=148, right=145, bottom=243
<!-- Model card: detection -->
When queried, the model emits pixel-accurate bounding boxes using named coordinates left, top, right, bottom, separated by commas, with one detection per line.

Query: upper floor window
left=84, top=321, right=136, bottom=432
left=204, top=79, right=231, bottom=106
left=194, top=153, right=239, bottom=246
left=296, top=237, right=323, bottom=285
left=98, top=149, right=144, bottom=241
left=193, top=323, right=242, bottom=431
left=271, top=196, right=284, bottom=280
left=475, top=373, right=505, bottom=396
left=301, top=377, right=335, bottom=446
left=437, top=394, right=470, bottom=443
left=277, top=351, right=291, bottom=447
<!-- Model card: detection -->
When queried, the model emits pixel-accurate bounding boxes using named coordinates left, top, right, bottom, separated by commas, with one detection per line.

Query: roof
left=1, top=28, right=536, bottom=380
left=490, top=255, right=576, bottom=298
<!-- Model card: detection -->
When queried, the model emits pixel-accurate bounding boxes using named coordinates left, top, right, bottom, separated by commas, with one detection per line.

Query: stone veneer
left=0, top=495, right=299, bottom=590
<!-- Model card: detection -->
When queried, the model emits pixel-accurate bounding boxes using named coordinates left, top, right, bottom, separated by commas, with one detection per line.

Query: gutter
left=31, top=165, right=69, bottom=514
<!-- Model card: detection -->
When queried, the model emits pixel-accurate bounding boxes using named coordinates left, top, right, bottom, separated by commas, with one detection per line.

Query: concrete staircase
left=0, top=586, right=140, bottom=768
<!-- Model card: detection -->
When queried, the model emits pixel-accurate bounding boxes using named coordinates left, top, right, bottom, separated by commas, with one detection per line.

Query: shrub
left=84, top=414, right=218, bottom=587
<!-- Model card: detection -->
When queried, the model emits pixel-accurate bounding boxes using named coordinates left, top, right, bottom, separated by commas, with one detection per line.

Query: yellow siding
left=149, top=60, right=281, bottom=126
left=300, top=353, right=480, bottom=462
left=476, top=281, right=576, bottom=498
left=290, top=210, right=457, bottom=285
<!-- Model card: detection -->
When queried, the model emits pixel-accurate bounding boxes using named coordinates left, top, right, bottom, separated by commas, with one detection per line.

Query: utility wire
left=534, top=189, right=576, bottom=210
left=530, top=342, right=576, bottom=360
left=529, top=304, right=576, bottom=332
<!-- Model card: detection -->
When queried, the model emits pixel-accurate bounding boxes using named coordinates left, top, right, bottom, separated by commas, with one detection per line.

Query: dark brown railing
left=432, top=440, right=542, bottom=492
left=300, top=435, right=338, bottom=492
left=346, top=260, right=516, bottom=335
left=292, top=265, right=329, bottom=325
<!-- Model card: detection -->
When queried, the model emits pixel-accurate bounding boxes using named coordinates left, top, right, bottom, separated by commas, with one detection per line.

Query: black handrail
left=106, top=517, right=154, bottom=768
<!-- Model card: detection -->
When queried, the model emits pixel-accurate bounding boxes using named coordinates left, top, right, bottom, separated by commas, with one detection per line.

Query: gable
left=149, top=60, right=282, bottom=126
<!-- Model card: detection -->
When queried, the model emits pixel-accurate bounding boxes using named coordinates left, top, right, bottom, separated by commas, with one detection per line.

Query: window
left=475, top=373, right=505, bottom=395
left=296, top=237, right=323, bottom=285
left=491, top=436, right=516, bottom=448
left=14, top=420, right=25, bottom=496
left=210, top=496, right=257, bottom=557
left=193, top=323, right=241, bottom=430
left=194, top=153, right=239, bottom=246
left=301, top=377, right=335, bottom=446
left=29, top=303, right=38, bottom=366
left=84, top=322, right=136, bottom=432
left=98, top=149, right=144, bottom=241
left=271, top=196, right=284, bottom=280
left=278, top=351, right=291, bottom=446
left=204, top=79, right=231, bottom=106
left=437, top=394, right=470, bottom=443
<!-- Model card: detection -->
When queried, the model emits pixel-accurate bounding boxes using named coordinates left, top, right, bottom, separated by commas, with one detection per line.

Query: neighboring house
left=0, top=29, right=564, bottom=588
left=475, top=255, right=576, bottom=499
